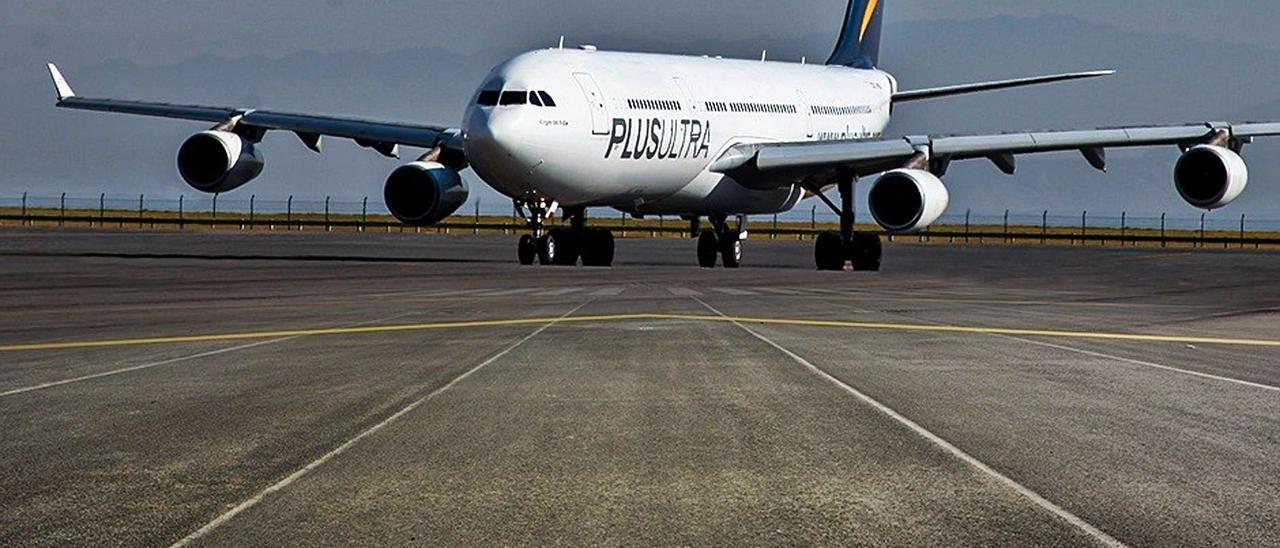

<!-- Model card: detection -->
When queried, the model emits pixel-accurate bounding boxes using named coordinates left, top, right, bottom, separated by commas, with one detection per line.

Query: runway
left=1, top=229, right=1277, bottom=547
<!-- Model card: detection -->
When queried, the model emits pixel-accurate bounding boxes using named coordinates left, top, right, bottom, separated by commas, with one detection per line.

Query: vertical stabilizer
left=827, top=0, right=884, bottom=68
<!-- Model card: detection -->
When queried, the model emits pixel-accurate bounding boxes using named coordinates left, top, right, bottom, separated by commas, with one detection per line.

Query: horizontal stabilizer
left=893, top=70, right=1115, bottom=103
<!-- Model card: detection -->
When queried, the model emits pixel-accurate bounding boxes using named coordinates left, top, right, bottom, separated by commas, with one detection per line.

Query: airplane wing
left=891, top=71, right=1115, bottom=103
left=47, top=64, right=459, bottom=158
left=710, top=122, right=1280, bottom=185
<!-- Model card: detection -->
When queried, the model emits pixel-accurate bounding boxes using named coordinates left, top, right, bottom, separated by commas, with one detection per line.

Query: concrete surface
left=0, top=228, right=1277, bottom=547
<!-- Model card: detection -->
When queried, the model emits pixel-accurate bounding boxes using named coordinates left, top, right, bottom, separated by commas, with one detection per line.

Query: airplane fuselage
left=463, top=48, right=895, bottom=216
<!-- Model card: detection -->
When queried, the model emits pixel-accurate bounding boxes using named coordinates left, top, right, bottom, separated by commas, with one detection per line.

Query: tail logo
left=859, top=0, right=880, bottom=41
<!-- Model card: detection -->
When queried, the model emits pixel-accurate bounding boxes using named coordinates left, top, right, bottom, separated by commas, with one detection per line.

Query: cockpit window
left=499, top=91, right=528, bottom=106
left=537, top=91, right=557, bottom=107
left=529, top=91, right=544, bottom=107
left=477, top=90, right=500, bottom=106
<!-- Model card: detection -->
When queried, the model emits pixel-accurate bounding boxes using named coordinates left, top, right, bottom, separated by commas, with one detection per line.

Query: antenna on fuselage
left=761, top=50, right=768, bottom=62
left=558, top=36, right=565, bottom=49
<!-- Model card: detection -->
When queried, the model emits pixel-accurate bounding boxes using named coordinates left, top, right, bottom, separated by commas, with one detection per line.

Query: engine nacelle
left=1174, top=145, right=1248, bottom=210
left=384, top=161, right=469, bottom=226
left=868, top=168, right=951, bottom=233
left=176, top=131, right=264, bottom=193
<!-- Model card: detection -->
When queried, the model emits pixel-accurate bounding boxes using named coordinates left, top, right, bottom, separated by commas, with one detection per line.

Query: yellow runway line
left=653, top=314, right=1280, bottom=348
left=0, top=315, right=644, bottom=352
left=4, top=313, right=1280, bottom=353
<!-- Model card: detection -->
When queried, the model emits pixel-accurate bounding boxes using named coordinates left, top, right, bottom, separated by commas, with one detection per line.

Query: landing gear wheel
left=518, top=235, right=537, bottom=266
left=581, top=229, right=616, bottom=267
left=537, top=234, right=557, bottom=266
left=720, top=236, right=742, bottom=269
left=547, top=229, right=581, bottom=266
left=815, top=232, right=846, bottom=271
left=851, top=232, right=882, bottom=272
left=697, top=231, right=720, bottom=268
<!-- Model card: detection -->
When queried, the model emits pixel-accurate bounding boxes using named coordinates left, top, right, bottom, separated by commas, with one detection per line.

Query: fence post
left=1120, top=211, right=1126, bottom=247
left=138, top=194, right=144, bottom=229
left=772, top=214, right=778, bottom=240
left=179, top=195, right=185, bottom=231
left=21, top=192, right=27, bottom=226
left=811, top=206, right=816, bottom=231
left=621, top=212, right=627, bottom=238
left=248, top=195, right=255, bottom=230
left=1240, top=213, right=1246, bottom=250
left=1003, top=209, right=1009, bottom=244
left=59, top=192, right=66, bottom=227
left=1081, top=211, right=1087, bottom=246
left=1041, top=210, right=1048, bottom=245
left=325, top=197, right=331, bottom=232
left=99, top=193, right=105, bottom=228
left=1192, top=212, right=1203, bottom=249
left=964, top=209, right=971, bottom=243
left=474, top=200, right=480, bottom=235
left=212, top=193, right=219, bottom=225
left=1160, top=213, right=1166, bottom=248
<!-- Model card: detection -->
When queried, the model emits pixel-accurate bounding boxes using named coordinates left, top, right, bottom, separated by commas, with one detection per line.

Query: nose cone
left=464, top=107, right=541, bottom=193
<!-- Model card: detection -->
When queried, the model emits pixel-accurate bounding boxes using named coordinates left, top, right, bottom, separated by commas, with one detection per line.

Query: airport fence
left=3, top=192, right=1280, bottom=249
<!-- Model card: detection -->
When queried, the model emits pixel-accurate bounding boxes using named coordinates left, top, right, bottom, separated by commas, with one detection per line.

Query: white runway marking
left=0, top=312, right=416, bottom=398
left=754, top=287, right=806, bottom=295
left=169, top=301, right=591, bottom=548
left=694, top=298, right=1129, bottom=548
left=478, top=288, right=539, bottom=297
left=711, top=288, right=756, bottom=296
left=590, top=287, right=626, bottom=296
left=667, top=287, right=703, bottom=296
left=0, top=339, right=291, bottom=398
left=1001, top=335, right=1280, bottom=392
left=540, top=288, right=585, bottom=296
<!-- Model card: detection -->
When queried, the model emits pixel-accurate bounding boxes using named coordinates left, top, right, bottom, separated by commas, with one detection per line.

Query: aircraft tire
left=851, top=232, right=883, bottom=272
left=697, top=230, right=719, bottom=268
left=581, top=229, right=615, bottom=267
left=720, top=236, right=742, bottom=269
left=518, top=235, right=537, bottom=265
left=815, top=232, right=846, bottom=271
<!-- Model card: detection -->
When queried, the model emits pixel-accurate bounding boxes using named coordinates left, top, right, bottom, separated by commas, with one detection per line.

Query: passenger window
left=477, top=90, right=500, bottom=106
left=538, top=91, right=556, bottom=107
left=529, top=91, right=544, bottom=107
left=500, top=91, right=528, bottom=106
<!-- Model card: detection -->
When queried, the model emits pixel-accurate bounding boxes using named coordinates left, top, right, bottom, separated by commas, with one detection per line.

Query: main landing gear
left=695, top=214, right=746, bottom=269
left=813, top=176, right=882, bottom=272
left=516, top=203, right=615, bottom=267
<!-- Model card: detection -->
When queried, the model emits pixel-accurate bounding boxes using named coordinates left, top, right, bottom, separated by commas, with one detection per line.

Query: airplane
left=46, top=0, right=1278, bottom=271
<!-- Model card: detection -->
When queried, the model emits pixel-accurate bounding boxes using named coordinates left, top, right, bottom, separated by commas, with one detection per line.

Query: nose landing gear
left=696, top=214, right=746, bottom=269
left=516, top=201, right=615, bottom=267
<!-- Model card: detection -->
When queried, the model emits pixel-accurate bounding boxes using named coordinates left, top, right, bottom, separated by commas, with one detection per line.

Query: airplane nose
left=468, top=110, right=531, bottom=164
left=465, top=108, right=542, bottom=190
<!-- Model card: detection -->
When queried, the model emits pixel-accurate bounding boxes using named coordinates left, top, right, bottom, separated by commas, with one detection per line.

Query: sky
left=3, top=0, right=1280, bottom=220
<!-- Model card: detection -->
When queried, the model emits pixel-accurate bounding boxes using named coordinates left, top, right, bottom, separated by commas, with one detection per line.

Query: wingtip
left=47, top=63, right=75, bottom=101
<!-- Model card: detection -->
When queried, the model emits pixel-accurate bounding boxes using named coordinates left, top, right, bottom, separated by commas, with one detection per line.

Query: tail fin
left=827, top=0, right=885, bottom=68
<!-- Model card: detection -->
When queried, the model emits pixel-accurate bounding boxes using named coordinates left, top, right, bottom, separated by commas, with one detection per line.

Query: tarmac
left=0, top=228, right=1277, bottom=547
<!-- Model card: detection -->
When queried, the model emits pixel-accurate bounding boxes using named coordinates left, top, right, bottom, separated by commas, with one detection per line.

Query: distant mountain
left=3, top=15, right=1279, bottom=219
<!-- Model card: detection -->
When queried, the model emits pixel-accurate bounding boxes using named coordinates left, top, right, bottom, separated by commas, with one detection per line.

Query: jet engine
left=1174, top=145, right=1248, bottom=210
left=176, top=131, right=264, bottom=193
left=384, top=161, right=470, bottom=226
left=867, top=168, right=950, bottom=233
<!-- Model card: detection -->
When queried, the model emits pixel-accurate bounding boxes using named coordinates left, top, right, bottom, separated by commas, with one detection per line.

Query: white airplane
left=47, top=0, right=1277, bottom=270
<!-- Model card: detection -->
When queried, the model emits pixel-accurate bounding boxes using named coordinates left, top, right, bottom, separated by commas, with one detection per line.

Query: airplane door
left=796, top=89, right=814, bottom=139
left=673, top=77, right=697, bottom=112
left=573, top=73, right=610, bottom=135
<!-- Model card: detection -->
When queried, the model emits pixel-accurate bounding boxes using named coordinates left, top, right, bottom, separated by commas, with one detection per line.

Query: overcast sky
left=5, top=0, right=1277, bottom=75
left=4, top=1, right=1280, bottom=220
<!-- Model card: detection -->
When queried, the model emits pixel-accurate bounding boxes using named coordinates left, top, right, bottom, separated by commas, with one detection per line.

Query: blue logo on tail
left=827, top=0, right=884, bottom=68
